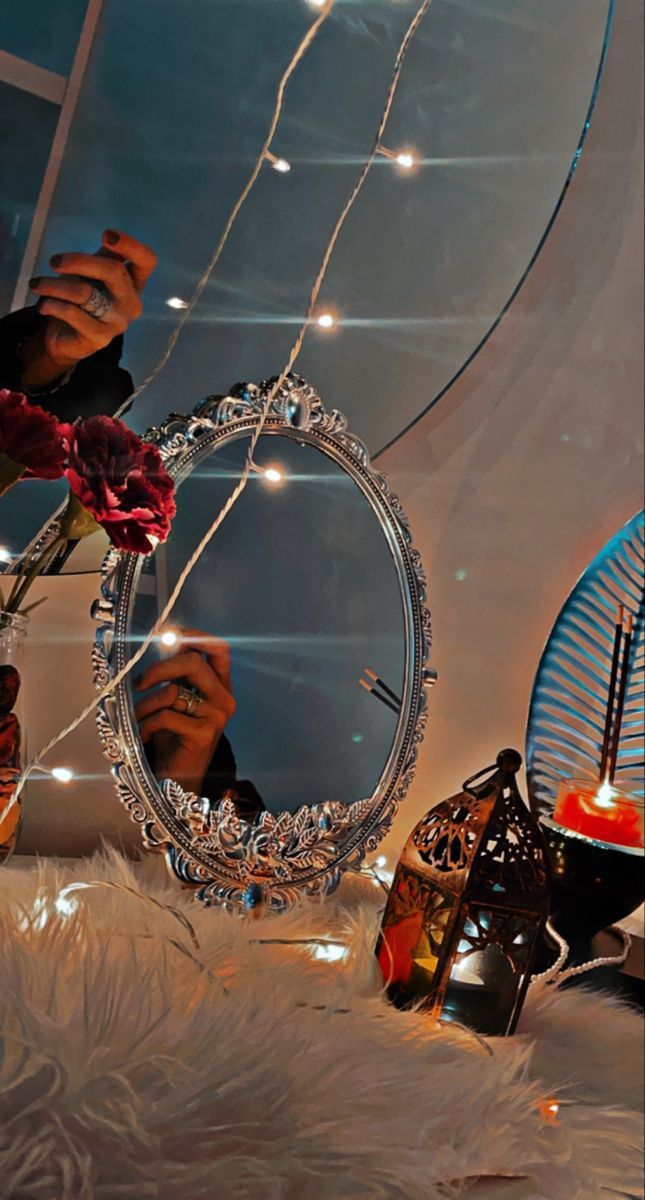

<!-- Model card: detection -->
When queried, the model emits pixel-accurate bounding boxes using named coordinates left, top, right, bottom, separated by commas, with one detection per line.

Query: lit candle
left=554, top=779, right=644, bottom=850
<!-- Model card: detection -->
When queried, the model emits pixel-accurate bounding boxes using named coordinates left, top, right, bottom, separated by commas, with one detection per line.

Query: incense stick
left=607, top=612, right=633, bottom=785
left=599, top=604, right=624, bottom=781
left=359, top=677, right=400, bottom=716
left=364, top=667, right=402, bottom=707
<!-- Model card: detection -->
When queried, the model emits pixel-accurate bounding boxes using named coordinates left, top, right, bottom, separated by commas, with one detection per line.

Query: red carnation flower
left=0, top=389, right=72, bottom=483
left=0, top=713, right=21, bottom=768
left=0, top=665, right=20, bottom=719
left=63, top=416, right=176, bottom=554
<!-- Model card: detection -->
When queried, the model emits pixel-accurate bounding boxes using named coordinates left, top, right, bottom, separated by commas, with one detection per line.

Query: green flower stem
left=5, top=493, right=103, bottom=615
left=59, top=491, right=101, bottom=540
left=0, top=452, right=26, bottom=498
left=6, top=534, right=67, bottom=614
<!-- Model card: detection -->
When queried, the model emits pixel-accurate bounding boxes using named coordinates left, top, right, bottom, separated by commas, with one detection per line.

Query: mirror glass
left=129, top=431, right=406, bottom=819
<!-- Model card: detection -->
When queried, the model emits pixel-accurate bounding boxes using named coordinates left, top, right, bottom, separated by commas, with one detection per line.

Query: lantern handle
left=462, top=762, right=497, bottom=794
left=463, top=749, right=523, bottom=794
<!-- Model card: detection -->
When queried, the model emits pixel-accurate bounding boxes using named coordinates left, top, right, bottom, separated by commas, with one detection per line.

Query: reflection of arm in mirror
left=134, top=628, right=266, bottom=821
left=0, top=230, right=155, bottom=419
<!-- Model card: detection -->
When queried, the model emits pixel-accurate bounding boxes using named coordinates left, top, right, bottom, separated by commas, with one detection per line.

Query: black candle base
left=541, top=822, right=644, bottom=943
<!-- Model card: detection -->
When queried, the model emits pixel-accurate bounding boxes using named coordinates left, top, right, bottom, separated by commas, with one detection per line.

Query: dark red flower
left=64, top=416, right=176, bottom=554
left=0, top=389, right=72, bottom=479
left=0, top=665, right=20, bottom=718
left=0, top=713, right=21, bottom=768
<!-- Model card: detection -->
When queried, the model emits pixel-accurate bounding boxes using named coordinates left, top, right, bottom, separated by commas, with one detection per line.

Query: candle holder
left=540, top=820, right=644, bottom=946
left=540, top=780, right=644, bottom=945
left=376, top=750, right=550, bottom=1036
left=553, top=779, right=644, bottom=851
left=526, top=510, right=644, bottom=945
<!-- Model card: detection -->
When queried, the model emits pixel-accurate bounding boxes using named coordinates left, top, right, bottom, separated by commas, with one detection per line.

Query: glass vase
left=0, top=610, right=28, bottom=864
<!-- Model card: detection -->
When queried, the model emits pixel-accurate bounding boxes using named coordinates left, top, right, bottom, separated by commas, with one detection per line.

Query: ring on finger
left=81, top=284, right=112, bottom=321
left=174, top=685, right=203, bottom=717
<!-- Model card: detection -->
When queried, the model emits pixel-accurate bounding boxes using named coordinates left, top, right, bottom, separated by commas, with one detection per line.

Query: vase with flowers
left=0, top=388, right=176, bottom=862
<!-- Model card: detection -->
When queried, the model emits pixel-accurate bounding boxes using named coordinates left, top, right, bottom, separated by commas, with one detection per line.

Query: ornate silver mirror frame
left=93, top=375, right=432, bottom=912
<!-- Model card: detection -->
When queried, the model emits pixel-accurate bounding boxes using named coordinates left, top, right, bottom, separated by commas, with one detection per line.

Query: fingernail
left=104, top=230, right=119, bottom=245
left=50, top=254, right=62, bottom=268
left=28, top=277, right=40, bottom=289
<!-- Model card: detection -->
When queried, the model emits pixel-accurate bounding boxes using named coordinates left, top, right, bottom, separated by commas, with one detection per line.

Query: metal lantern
left=376, top=749, right=550, bottom=1036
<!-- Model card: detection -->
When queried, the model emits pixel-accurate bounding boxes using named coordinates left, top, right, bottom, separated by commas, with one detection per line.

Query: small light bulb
left=166, top=297, right=188, bottom=310
left=272, top=157, right=291, bottom=173
left=312, top=942, right=347, bottom=962
left=540, top=1099, right=560, bottom=1124
left=51, top=767, right=73, bottom=783
left=160, top=629, right=178, bottom=647
left=306, top=0, right=326, bottom=7
left=264, top=467, right=283, bottom=484
left=55, top=893, right=77, bottom=918
left=0, top=546, right=12, bottom=564
left=375, top=855, right=388, bottom=868
left=395, top=151, right=415, bottom=170
left=316, top=311, right=336, bottom=330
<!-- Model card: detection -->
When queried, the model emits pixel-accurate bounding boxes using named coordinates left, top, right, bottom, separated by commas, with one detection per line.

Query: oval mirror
left=94, top=375, right=432, bottom=911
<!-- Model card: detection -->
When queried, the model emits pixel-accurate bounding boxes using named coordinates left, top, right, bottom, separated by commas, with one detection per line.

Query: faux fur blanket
left=0, top=850, right=642, bottom=1200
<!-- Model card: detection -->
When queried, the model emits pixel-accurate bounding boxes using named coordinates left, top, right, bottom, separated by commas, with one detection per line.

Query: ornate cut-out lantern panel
left=376, top=750, right=550, bottom=1036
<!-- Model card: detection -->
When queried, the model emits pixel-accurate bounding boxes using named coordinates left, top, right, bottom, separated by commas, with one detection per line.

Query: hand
left=134, top=628, right=236, bottom=796
left=20, top=229, right=157, bottom=390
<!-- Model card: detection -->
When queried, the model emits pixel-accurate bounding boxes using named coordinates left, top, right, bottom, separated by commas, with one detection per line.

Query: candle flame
left=595, top=781, right=616, bottom=809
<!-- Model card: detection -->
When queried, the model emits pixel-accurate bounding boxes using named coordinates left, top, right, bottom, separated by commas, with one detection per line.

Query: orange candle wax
left=554, top=779, right=644, bottom=850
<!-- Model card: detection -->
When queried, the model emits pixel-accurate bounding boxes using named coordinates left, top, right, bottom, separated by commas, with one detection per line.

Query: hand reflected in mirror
left=134, top=627, right=236, bottom=798
left=20, top=229, right=156, bottom=393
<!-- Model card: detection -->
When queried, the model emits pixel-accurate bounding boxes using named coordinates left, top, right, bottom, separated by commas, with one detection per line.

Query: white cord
left=115, top=0, right=334, bottom=417
left=4, top=0, right=334, bottom=576
left=1, top=0, right=435, bottom=829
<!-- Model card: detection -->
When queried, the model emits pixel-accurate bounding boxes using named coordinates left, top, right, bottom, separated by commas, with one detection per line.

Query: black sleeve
left=144, top=731, right=266, bottom=821
left=143, top=733, right=238, bottom=800
left=0, top=306, right=134, bottom=421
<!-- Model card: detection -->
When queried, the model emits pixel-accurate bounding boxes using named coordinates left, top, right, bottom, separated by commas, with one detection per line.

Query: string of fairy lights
left=3, top=0, right=434, bottom=820
left=3, top=0, right=422, bottom=567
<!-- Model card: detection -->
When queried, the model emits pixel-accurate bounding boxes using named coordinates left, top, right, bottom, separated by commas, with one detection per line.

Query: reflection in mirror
left=129, top=432, right=406, bottom=819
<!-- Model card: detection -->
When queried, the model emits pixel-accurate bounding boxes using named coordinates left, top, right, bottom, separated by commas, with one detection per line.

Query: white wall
left=16, top=0, right=643, bottom=861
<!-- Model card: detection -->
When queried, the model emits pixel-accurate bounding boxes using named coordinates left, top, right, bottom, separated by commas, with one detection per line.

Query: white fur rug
left=0, top=851, right=642, bottom=1200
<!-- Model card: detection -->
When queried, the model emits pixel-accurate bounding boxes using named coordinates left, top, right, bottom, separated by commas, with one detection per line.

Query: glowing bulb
left=272, top=157, right=291, bottom=173
left=375, top=855, right=388, bottom=868
left=377, top=144, right=419, bottom=172
left=316, top=311, right=337, bottom=330
left=312, top=942, right=348, bottom=962
left=51, top=767, right=73, bottom=783
left=595, top=781, right=616, bottom=809
left=160, top=629, right=178, bottom=647
left=306, top=0, right=326, bottom=7
left=540, top=1099, right=560, bottom=1124
left=264, top=467, right=283, bottom=484
left=55, top=893, right=77, bottom=918
left=166, top=296, right=188, bottom=310
left=0, top=546, right=12, bottom=563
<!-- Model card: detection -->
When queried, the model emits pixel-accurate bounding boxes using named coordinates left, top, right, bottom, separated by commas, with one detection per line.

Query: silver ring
left=174, top=685, right=202, bottom=717
left=82, top=285, right=112, bottom=321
